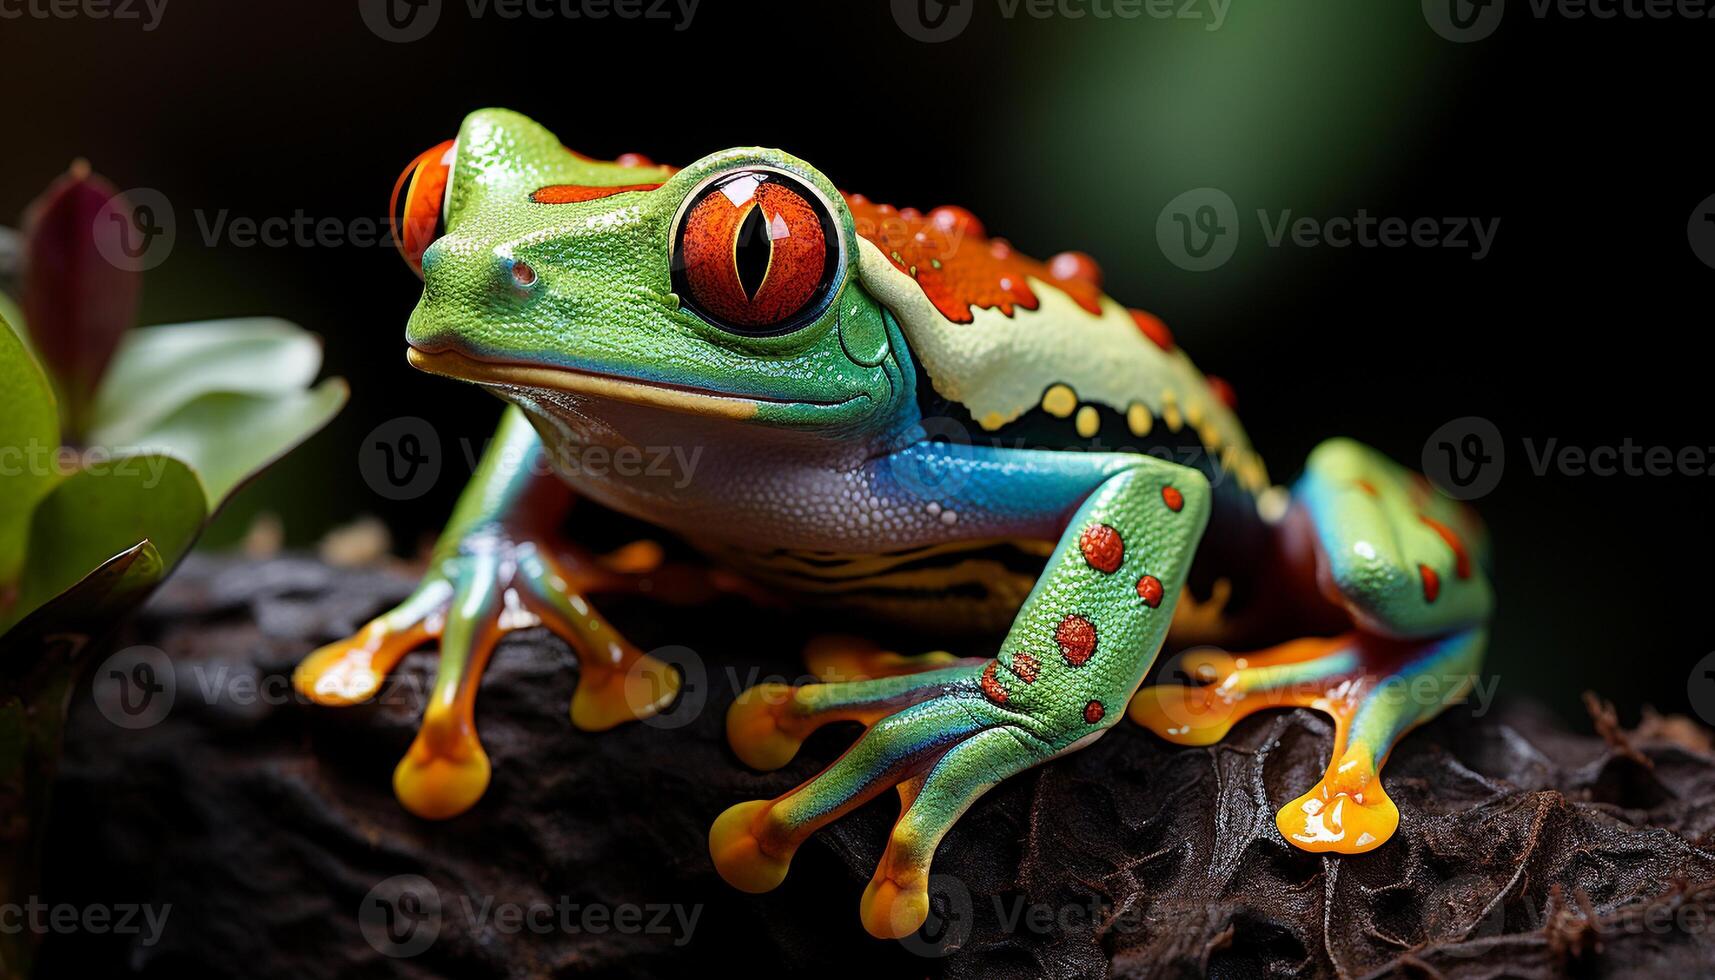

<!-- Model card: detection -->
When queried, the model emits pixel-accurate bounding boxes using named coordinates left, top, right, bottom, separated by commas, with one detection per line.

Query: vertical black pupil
left=734, top=204, right=772, bottom=300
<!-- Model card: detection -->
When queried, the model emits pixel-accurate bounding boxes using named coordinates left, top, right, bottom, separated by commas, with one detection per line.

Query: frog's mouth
left=407, top=348, right=857, bottom=420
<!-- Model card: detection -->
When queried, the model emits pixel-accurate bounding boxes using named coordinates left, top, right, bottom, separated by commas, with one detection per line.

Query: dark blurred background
left=2, top=0, right=1708, bottom=721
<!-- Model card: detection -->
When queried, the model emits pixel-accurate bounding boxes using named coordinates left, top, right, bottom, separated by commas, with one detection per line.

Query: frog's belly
left=696, top=537, right=1054, bottom=636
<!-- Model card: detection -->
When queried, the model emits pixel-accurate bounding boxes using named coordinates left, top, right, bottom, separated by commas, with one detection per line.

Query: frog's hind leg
left=714, top=448, right=1212, bottom=938
left=1133, top=437, right=1493, bottom=854
left=1131, top=628, right=1485, bottom=853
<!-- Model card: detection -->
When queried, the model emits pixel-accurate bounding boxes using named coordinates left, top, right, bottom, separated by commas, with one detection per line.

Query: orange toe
left=1276, top=747, right=1397, bottom=853
left=860, top=872, right=930, bottom=939
left=725, top=684, right=806, bottom=771
left=571, top=652, right=680, bottom=732
left=709, top=800, right=793, bottom=893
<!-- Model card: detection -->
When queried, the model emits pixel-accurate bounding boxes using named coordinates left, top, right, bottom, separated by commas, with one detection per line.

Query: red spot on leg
left=1008, top=652, right=1040, bottom=683
left=1078, top=523, right=1125, bottom=574
left=1084, top=700, right=1106, bottom=724
left=1136, top=575, right=1164, bottom=608
left=1419, top=564, right=1441, bottom=603
left=1056, top=614, right=1097, bottom=667
left=1419, top=515, right=1473, bottom=580
left=1161, top=486, right=1184, bottom=512
left=980, top=661, right=1009, bottom=705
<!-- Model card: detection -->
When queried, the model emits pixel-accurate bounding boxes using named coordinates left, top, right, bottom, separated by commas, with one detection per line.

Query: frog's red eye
left=670, top=169, right=842, bottom=336
left=390, top=139, right=455, bottom=277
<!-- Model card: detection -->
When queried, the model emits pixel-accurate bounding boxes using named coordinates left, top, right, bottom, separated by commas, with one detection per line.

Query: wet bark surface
left=36, top=555, right=1715, bottom=978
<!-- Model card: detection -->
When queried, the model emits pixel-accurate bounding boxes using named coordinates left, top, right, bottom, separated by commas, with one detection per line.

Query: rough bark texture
left=37, top=555, right=1715, bottom=978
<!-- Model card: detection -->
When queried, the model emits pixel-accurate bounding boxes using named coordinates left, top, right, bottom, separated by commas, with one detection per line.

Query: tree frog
left=295, top=109, right=1491, bottom=940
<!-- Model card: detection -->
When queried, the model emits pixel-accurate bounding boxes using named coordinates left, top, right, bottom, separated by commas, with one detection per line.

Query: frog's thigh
left=1295, top=437, right=1491, bottom=637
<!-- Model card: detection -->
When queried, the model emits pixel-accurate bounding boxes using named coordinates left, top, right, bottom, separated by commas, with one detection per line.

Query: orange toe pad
left=709, top=800, right=793, bottom=893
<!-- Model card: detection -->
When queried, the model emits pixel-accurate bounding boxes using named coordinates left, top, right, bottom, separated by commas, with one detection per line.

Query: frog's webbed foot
left=711, top=664, right=1049, bottom=938
left=292, top=532, right=682, bottom=819
left=1133, top=438, right=1492, bottom=854
left=1131, top=628, right=1485, bottom=853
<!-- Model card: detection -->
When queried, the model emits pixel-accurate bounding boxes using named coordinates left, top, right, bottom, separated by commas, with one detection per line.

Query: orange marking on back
left=1419, top=514, right=1473, bottom=580
left=1129, top=309, right=1175, bottom=351
left=845, top=195, right=1104, bottom=323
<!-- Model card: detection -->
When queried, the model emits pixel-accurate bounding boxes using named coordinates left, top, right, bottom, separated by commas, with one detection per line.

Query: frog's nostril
left=510, top=260, right=537, bottom=287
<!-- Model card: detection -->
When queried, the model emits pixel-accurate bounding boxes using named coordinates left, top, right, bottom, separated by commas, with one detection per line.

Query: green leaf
left=0, top=540, right=163, bottom=667
left=0, top=312, right=62, bottom=591
left=122, top=379, right=348, bottom=511
left=1, top=455, right=204, bottom=634
left=87, top=318, right=329, bottom=447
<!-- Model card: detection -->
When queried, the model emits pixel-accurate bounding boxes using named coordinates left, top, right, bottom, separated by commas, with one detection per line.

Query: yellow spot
left=1198, top=421, right=1222, bottom=452
left=1127, top=402, right=1154, bottom=437
left=1041, top=383, right=1078, bottom=418
left=1161, top=391, right=1183, bottom=432
left=1186, top=401, right=1206, bottom=429
left=980, top=411, right=1007, bottom=431
left=1075, top=405, right=1101, bottom=438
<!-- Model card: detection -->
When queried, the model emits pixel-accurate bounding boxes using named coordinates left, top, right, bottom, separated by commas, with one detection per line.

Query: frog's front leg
left=711, top=448, right=1211, bottom=938
left=1131, top=437, right=1492, bottom=854
left=293, top=406, right=684, bottom=818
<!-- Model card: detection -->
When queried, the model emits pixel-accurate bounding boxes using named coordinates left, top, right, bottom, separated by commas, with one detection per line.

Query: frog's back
left=846, top=194, right=1269, bottom=497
